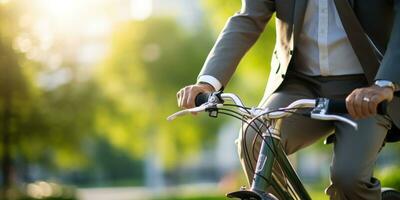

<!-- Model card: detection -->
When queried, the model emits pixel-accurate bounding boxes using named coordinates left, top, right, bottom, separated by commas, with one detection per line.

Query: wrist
left=374, top=80, right=396, bottom=92
left=198, top=82, right=216, bottom=92
left=197, top=75, right=222, bottom=91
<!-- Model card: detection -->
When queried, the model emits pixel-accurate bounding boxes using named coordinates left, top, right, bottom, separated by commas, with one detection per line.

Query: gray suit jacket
left=198, top=0, right=400, bottom=136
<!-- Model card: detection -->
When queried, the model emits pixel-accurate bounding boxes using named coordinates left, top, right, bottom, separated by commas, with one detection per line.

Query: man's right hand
left=176, top=83, right=215, bottom=109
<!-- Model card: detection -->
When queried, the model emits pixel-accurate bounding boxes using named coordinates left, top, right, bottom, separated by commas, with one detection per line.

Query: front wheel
left=382, top=188, right=400, bottom=200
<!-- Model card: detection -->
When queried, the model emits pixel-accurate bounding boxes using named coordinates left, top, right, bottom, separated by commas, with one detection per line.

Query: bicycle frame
left=247, top=118, right=311, bottom=200
left=219, top=96, right=316, bottom=199
left=168, top=92, right=358, bottom=200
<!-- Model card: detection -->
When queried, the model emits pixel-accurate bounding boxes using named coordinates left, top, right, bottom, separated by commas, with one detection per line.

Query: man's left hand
left=346, top=85, right=394, bottom=119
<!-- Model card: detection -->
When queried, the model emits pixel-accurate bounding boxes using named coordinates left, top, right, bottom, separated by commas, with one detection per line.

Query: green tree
left=0, top=1, right=101, bottom=198
left=0, top=2, right=41, bottom=197
left=95, top=18, right=219, bottom=168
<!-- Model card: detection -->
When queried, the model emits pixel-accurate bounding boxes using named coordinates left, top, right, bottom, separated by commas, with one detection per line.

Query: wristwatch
left=374, top=80, right=399, bottom=92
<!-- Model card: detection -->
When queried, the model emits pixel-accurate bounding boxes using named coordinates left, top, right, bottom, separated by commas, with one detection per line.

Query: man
left=176, top=0, right=400, bottom=199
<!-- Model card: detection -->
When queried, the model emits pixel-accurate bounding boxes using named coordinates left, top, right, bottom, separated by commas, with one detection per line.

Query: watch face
left=375, top=81, right=395, bottom=90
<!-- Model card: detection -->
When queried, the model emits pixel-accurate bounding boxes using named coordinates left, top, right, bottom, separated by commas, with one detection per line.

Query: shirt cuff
left=197, top=75, right=222, bottom=91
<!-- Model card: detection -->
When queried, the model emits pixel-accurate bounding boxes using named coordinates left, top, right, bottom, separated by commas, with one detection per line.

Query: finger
left=360, top=96, right=372, bottom=117
left=372, top=91, right=387, bottom=113
left=180, top=89, right=187, bottom=108
left=187, top=88, right=200, bottom=109
left=353, top=91, right=364, bottom=118
left=369, top=95, right=380, bottom=115
left=346, top=93, right=357, bottom=119
left=177, top=90, right=183, bottom=107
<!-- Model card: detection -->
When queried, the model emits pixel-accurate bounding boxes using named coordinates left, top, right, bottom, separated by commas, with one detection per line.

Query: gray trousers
left=236, top=71, right=392, bottom=200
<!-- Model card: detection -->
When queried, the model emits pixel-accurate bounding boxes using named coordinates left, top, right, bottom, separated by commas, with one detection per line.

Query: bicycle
left=168, top=91, right=400, bottom=200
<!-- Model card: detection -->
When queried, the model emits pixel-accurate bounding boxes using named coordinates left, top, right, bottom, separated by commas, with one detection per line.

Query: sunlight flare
left=130, top=0, right=153, bottom=20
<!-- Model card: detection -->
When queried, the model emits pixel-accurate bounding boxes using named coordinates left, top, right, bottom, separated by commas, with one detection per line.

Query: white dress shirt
left=198, top=0, right=369, bottom=91
left=294, top=0, right=363, bottom=76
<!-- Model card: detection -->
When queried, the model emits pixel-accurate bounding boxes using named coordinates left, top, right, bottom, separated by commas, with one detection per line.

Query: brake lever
left=310, top=98, right=358, bottom=130
left=311, top=113, right=358, bottom=130
left=167, top=104, right=207, bottom=121
left=167, top=103, right=221, bottom=121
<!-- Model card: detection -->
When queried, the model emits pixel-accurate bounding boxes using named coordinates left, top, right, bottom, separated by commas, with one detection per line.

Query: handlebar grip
left=327, top=99, right=388, bottom=115
left=195, top=93, right=211, bottom=107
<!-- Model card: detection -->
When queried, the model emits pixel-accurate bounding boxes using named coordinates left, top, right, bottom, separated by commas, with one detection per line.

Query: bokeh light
left=131, top=0, right=153, bottom=20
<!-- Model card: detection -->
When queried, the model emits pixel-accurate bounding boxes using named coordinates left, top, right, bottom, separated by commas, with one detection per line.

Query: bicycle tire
left=382, top=188, right=400, bottom=200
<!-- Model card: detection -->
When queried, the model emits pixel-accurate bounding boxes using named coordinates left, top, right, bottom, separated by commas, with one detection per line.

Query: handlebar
left=196, top=92, right=388, bottom=115
left=195, top=93, right=211, bottom=107
left=168, top=92, right=389, bottom=130
left=324, top=99, right=388, bottom=115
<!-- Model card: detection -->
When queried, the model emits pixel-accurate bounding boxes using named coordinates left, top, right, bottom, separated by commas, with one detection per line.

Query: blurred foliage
left=19, top=181, right=77, bottom=200
left=19, top=198, right=76, bottom=200
left=378, top=166, right=400, bottom=190
left=95, top=18, right=221, bottom=168
left=0, top=0, right=229, bottom=192
left=62, top=136, right=145, bottom=187
left=0, top=2, right=104, bottom=198
left=0, top=0, right=101, bottom=167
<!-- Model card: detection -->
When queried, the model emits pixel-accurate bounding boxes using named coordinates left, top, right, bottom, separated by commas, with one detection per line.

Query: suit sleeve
left=197, top=0, right=275, bottom=87
left=376, top=1, right=400, bottom=85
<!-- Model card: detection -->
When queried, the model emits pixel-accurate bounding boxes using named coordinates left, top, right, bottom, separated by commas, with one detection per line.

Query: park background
left=0, top=0, right=399, bottom=199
